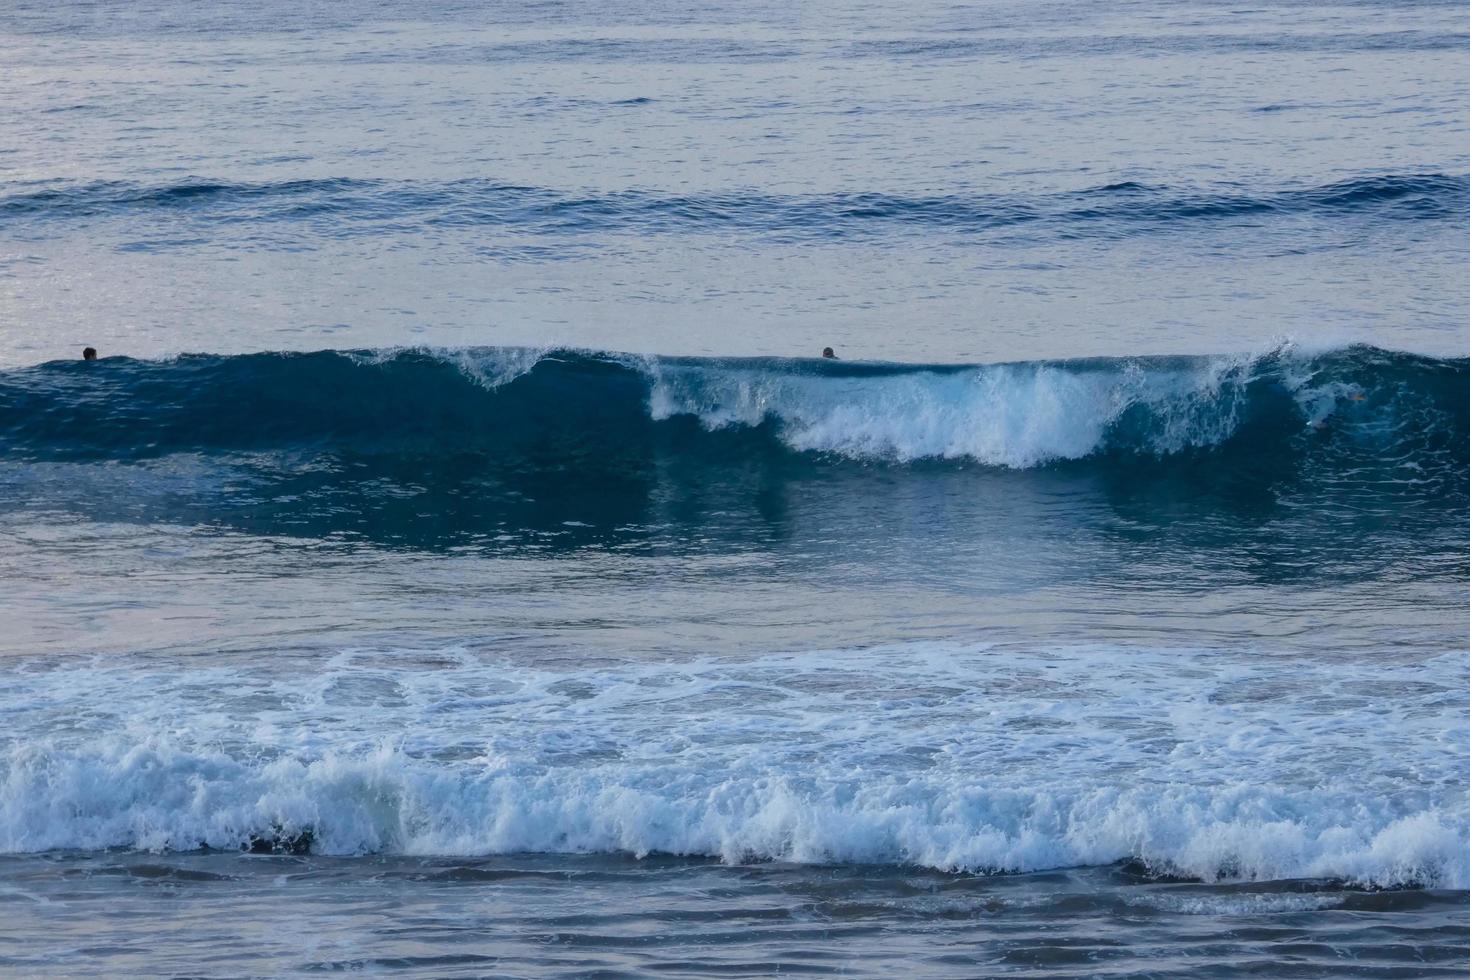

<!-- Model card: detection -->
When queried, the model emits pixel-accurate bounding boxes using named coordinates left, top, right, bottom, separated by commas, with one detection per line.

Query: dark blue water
left=2, top=1, right=1470, bottom=976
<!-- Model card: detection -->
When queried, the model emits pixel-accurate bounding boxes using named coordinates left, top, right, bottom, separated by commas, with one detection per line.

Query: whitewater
left=3, top=643, right=1468, bottom=889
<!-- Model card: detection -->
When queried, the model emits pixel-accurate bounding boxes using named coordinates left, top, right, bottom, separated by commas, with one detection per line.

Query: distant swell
left=1, top=173, right=1464, bottom=240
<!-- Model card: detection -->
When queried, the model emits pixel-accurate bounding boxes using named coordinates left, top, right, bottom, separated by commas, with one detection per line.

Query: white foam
left=1128, top=892, right=1345, bottom=916
left=1, top=644, right=1466, bottom=887
left=642, top=353, right=1277, bottom=466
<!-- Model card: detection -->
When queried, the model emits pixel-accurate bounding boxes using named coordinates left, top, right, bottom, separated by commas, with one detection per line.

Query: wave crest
left=3, top=344, right=1466, bottom=471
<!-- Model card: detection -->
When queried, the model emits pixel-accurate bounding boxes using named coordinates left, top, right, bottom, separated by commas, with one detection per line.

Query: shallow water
left=3, top=0, right=1470, bottom=976
left=4, top=854, right=1469, bottom=978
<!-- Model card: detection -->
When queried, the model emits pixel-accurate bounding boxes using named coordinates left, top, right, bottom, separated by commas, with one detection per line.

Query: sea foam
left=2, top=644, right=1465, bottom=887
left=643, top=351, right=1262, bottom=466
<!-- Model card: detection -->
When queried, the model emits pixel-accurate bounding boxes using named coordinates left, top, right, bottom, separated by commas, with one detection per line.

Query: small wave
left=2, top=173, right=1463, bottom=241
left=0, top=177, right=374, bottom=217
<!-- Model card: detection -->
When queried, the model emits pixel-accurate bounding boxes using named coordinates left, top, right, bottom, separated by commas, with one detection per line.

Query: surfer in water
left=822, top=347, right=837, bottom=359
left=82, top=347, right=97, bottom=361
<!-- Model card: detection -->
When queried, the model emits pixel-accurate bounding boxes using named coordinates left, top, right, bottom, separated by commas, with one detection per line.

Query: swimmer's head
left=82, top=347, right=97, bottom=361
left=821, top=347, right=836, bottom=359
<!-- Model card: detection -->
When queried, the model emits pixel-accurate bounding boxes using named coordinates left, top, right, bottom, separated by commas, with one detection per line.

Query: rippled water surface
left=5, top=854, right=1469, bottom=978
left=3, top=0, right=1470, bottom=976
left=3, top=0, right=1469, bottom=364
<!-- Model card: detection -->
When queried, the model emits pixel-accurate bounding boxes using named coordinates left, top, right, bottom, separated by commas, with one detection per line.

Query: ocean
left=2, top=1, right=1469, bottom=976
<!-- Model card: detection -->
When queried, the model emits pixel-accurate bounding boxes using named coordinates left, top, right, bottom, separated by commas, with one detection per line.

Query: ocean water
left=3, top=1, right=1470, bottom=977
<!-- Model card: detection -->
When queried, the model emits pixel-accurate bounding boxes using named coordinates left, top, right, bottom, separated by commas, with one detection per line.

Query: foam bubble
left=1129, top=892, right=1346, bottom=916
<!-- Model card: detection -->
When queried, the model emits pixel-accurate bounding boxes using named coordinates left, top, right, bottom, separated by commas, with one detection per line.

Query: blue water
left=3, top=1, right=1470, bottom=976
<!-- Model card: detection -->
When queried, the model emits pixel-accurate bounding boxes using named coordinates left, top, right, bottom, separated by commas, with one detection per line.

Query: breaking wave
left=2, top=343, right=1467, bottom=471
left=1, top=644, right=1465, bottom=888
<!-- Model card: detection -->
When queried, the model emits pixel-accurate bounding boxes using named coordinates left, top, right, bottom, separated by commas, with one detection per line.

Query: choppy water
left=3, top=0, right=1470, bottom=976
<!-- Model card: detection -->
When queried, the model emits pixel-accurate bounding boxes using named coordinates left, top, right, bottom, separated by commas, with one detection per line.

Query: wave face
left=3, top=344, right=1467, bottom=469
left=3, top=173, right=1463, bottom=242
left=1, top=643, right=1466, bottom=888
left=5, top=344, right=1467, bottom=563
